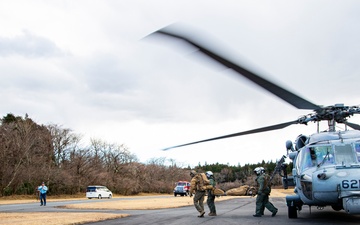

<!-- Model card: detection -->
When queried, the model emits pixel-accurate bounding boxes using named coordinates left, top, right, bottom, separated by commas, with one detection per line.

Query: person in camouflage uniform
left=253, top=167, right=278, bottom=217
left=206, top=171, right=217, bottom=216
left=189, top=170, right=206, bottom=217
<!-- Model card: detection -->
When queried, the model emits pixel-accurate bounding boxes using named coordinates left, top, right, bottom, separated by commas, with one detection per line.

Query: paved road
left=2, top=196, right=360, bottom=225
left=85, top=197, right=360, bottom=225
left=0, top=196, right=171, bottom=213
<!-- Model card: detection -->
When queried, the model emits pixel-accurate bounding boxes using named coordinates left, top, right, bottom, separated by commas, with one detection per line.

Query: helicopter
left=151, top=27, right=360, bottom=218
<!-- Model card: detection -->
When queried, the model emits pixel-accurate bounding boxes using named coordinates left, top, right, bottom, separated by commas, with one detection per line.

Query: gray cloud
left=0, top=30, right=64, bottom=58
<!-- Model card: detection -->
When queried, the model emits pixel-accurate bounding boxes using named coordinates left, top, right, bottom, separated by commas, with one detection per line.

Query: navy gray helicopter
left=151, top=27, right=360, bottom=218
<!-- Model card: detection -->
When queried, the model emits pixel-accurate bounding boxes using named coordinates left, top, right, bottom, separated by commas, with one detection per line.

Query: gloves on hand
left=189, top=193, right=193, bottom=197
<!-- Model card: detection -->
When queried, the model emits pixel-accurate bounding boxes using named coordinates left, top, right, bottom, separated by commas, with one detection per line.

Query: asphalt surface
left=2, top=196, right=360, bottom=225
left=84, top=197, right=360, bottom=225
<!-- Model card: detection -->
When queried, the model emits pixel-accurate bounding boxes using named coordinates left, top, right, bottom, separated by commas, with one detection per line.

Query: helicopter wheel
left=331, top=205, right=342, bottom=211
left=288, top=205, right=297, bottom=218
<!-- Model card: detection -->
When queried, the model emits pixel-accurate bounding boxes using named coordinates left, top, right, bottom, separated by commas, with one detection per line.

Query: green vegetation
left=195, top=161, right=292, bottom=183
left=194, top=161, right=292, bottom=191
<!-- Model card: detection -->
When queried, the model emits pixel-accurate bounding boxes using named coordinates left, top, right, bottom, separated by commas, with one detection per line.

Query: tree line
left=194, top=160, right=292, bottom=191
left=0, top=113, right=291, bottom=197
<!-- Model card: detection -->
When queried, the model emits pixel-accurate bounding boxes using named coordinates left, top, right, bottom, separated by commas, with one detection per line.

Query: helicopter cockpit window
left=314, top=146, right=334, bottom=166
left=298, top=147, right=316, bottom=171
left=334, top=144, right=357, bottom=166
left=297, top=146, right=334, bottom=171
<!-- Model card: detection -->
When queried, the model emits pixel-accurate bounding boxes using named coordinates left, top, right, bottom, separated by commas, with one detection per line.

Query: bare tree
left=0, top=114, right=52, bottom=196
left=47, top=124, right=81, bottom=167
left=0, top=113, right=270, bottom=197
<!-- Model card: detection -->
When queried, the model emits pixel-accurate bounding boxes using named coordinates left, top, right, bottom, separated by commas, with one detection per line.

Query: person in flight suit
left=253, top=167, right=278, bottom=217
left=206, top=171, right=217, bottom=216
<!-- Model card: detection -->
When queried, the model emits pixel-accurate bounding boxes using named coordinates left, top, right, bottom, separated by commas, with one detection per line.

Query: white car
left=86, top=185, right=113, bottom=199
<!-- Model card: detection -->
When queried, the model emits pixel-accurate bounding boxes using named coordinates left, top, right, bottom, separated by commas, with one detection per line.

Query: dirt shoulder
left=0, top=189, right=294, bottom=225
left=0, top=212, right=128, bottom=225
left=61, top=195, right=242, bottom=210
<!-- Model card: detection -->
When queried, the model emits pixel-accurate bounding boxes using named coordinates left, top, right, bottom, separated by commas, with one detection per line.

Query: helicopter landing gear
left=286, top=195, right=303, bottom=219
left=331, top=205, right=342, bottom=211
left=288, top=205, right=297, bottom=218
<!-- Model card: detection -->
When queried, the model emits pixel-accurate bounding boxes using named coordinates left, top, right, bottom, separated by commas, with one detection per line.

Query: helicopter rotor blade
left=163, top=120, right=299, bottom=151
left=344, top=121, right=360, bottom=131
left=154, top=29, right=321, bottom=111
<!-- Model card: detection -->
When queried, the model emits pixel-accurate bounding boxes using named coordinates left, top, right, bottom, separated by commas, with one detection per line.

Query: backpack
left=257, top=173, right=271, bottom=195
left=263, top=174, right=271, bottom=194
left=197, top=173, right=213, bottom=191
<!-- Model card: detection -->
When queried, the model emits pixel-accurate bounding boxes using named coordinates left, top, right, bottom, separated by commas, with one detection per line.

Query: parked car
left=86, top=185, right=113, bottom=199
left=173, top=181, right=191, bottom=196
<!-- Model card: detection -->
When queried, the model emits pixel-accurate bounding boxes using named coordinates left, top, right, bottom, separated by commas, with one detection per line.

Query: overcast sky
left=1, top=1, right=360, bottom=167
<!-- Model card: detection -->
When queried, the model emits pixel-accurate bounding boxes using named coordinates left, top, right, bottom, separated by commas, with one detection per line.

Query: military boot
left=271, top=210, right=278, bottom=217
left=198, top=211, right=205, bottom=217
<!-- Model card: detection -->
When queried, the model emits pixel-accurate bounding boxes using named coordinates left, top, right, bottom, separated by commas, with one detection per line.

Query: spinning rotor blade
left=163, top=120, right=299, bottom=151
left=344, top=121, right=360, bottom=131
left=154, top=29, right=321, bottom=111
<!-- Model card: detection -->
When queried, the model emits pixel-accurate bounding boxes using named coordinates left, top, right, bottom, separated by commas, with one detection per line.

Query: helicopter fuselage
left=287, top=130, right=360, bottom=217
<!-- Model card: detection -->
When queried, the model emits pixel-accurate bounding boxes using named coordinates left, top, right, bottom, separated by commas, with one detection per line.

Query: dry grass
left=0, top=212, right=128, bottom=225
left=61, top=195, right=242, bottom=210
left=0, top=189, right=294, bottom=225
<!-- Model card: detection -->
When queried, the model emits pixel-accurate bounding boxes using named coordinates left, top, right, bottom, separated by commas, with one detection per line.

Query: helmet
left=206, top=171, right=213, bottom=178
left=190, top=170, right=197, bottom=177
left=254, top=167, right=265, bottom=176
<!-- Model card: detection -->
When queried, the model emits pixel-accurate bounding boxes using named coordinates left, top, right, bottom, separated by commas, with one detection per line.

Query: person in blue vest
left=38, top=182, right=48, bottom=206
